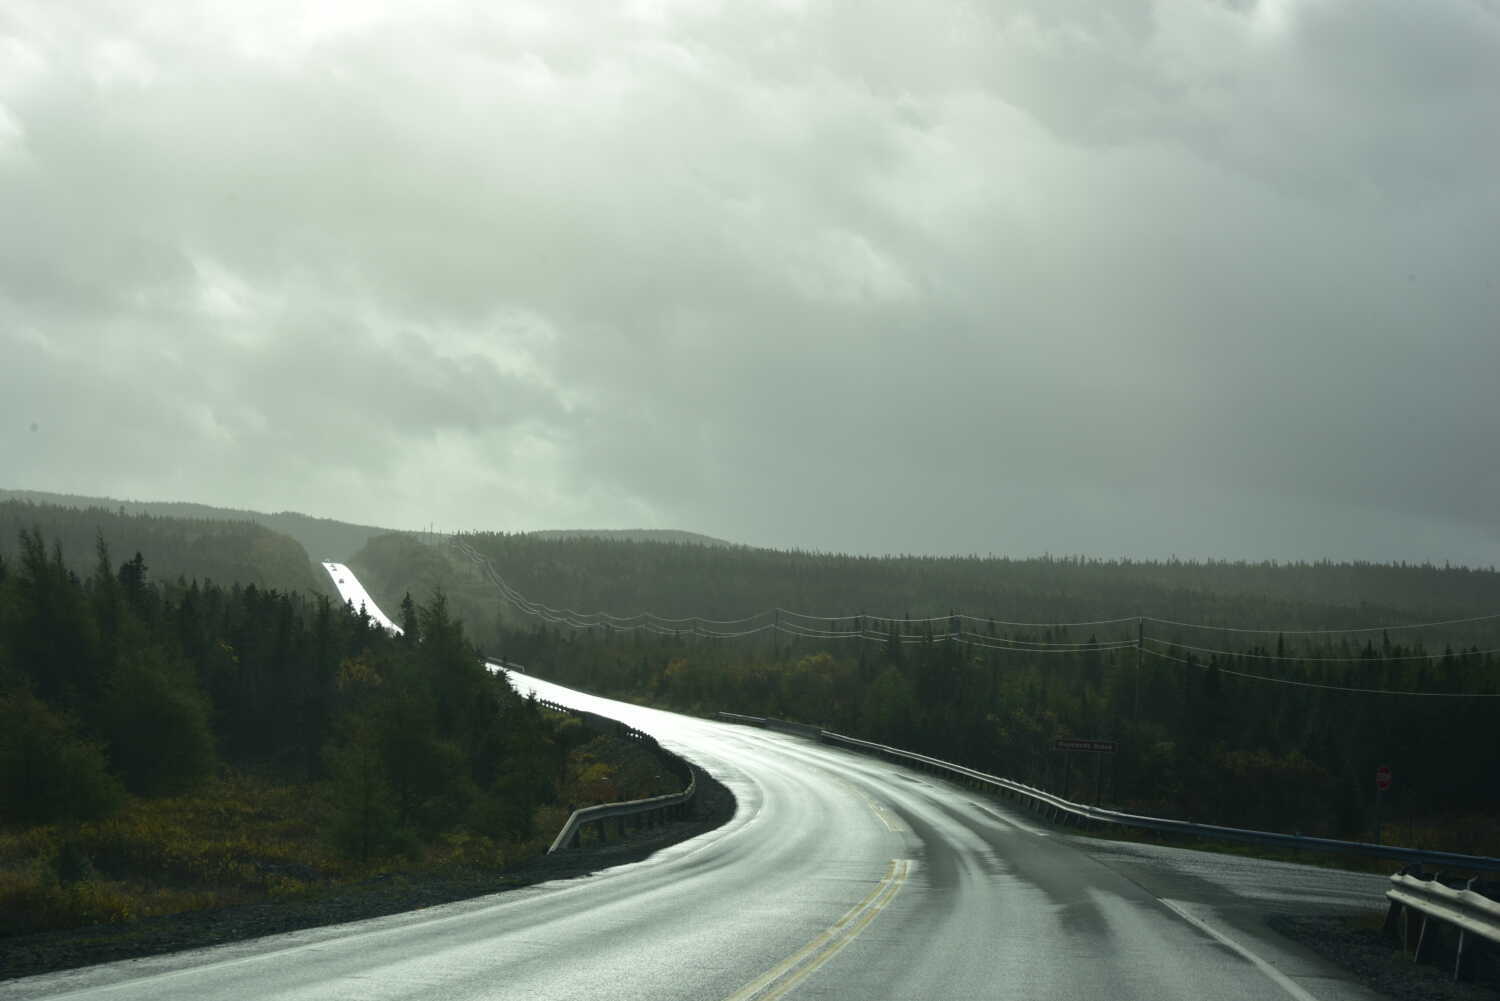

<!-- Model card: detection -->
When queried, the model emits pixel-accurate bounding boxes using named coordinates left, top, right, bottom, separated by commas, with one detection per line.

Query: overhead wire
left=1140, top=646, right=1500, bottom=697
left=1143, top=611, right=1500, bottom=634
left=452, top=539, right=1500, bottom=688
left=1142, top=637, right=1500, bottom=664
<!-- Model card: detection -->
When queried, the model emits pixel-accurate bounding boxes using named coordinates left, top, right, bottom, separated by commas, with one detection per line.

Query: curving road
left=4, top=572, right=1392, bottom=1001
left=323, top=560, right=404, bottom=634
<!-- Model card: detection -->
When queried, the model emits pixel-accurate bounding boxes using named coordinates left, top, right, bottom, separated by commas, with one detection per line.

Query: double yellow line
left=721, top=859, right=912, bottom=1001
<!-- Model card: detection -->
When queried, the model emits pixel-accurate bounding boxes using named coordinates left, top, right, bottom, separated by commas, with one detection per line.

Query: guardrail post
left=1382, top=898, right=1402, bottom=939
left=1412, top=912, right=1432, bottom=963
left=1454, top=929, right=1472, bottom=982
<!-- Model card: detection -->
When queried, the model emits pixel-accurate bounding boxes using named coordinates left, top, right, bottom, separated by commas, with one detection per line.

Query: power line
left=1143, top=611, right=1500, bottom=635
left=1140, top=647, right=1500, bottom=697
left=452, top=539, right=1500, bottom=698
left=452, top=538, right=1500, bottom=652
left=962, top=612, right=1141, bottom=628
left=1143, top=637, right=1500, bottom=664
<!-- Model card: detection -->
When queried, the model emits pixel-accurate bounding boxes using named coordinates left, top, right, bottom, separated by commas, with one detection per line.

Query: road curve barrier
left=539, top=698, right=698, bottom=854
left=712, top=713, right=1500, bottom=876
left=1384, top=871, right=1500, bottom=982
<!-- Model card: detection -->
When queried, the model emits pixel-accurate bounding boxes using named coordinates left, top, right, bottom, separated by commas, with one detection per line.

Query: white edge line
left=1158, top=899, right=1320, bottom=1001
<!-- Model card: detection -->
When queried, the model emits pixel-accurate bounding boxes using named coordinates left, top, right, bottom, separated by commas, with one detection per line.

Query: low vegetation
left=0, top=524, right=679, bottom=939
left=464, top=534, right=1499, bottom=854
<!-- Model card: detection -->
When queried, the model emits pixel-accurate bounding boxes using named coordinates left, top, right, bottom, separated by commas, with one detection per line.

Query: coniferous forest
left=401, top=532, right=1500, bottom=855
left=6, top=503, right=1498, bottom=940
left=0, top=515, right=671, bottom=937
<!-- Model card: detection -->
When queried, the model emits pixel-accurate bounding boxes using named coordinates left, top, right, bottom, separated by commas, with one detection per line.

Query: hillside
left=527, top=529, right=734, bottom=548
left=348, top=534, right=498, bottom=644
left=0, top=500, right=327, bottom=597
left=0, top=489, right=396, bottom=565
left=444, top=533, right=1499, bottom=850
left=459, top=532, right=1500, bottom=641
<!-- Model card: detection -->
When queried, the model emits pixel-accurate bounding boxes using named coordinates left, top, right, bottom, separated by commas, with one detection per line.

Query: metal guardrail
left=487, top=660, right=527, bottom=674
left=547, top=772, right=698, bottom=854
left=713, top=713, right=1500, bottom=875
left=1384, top=872, right=1500, bottom=981
left=538, top=699, right=698, bottom=853
left=716, top=711, right=767, bottom=725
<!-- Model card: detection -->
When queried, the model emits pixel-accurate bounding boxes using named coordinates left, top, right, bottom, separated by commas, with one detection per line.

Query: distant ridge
left=0, top=497, right=326, bottom=596
left=0, top=488, right=396, bottom=563
left=526, top=528, right=735, bottom=548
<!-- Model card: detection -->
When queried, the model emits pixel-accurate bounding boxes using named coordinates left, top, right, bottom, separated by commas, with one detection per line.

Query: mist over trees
left=0, top=500, right=329, bottom=598
left=0, top=489, right=393, bottom=568
left=456, top=530, right=1500, bottom=633
left=0, top=523, right=560, bottom=860
left=444, top=533, right=1500, bottom=850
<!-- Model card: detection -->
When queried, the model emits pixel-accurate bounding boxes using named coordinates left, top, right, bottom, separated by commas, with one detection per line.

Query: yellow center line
left=831, top=859, right=897, bottom=929
left=721, top=862, right=894, bottom=1001
left=848, top=785, right=907, bottom=834
left=755, top=861, right=909, bottom=1001
left=720, top=859, right=911, bottom=1001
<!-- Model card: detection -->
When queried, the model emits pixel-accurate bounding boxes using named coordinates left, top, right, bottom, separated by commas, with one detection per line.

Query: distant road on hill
left=525, top=528, right=736, bottom=547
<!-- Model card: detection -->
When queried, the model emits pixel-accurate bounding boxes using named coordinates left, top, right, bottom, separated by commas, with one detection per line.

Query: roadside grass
left=0, top=733, right=688, bottom=940
left=0, top=773, right=347, bottom=936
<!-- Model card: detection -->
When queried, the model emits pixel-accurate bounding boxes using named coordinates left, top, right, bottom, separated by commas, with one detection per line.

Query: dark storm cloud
left=1, top=1, right=1496, bottom=563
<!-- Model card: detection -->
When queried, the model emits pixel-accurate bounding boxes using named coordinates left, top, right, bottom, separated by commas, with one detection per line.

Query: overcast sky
left=3, top=1, right=1497, bottom=564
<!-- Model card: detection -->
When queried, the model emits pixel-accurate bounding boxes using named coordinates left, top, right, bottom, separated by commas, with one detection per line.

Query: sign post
left=1054, top=739, right=1117, bottom=805
left=1375, top=766, right=1392, bottom=844
left=1053, top=739, right=1118, bottom=753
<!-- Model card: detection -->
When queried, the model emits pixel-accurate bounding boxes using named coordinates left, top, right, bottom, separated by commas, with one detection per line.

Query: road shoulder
left=0, top=766, right=735, bottom=984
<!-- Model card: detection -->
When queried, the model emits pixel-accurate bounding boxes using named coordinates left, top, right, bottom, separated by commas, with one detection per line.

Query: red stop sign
left=1375, top=766, right=1392, bottom=790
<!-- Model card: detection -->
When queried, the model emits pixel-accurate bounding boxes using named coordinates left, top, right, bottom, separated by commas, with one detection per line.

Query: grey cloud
left=1, top=0, right=1496, bottom=563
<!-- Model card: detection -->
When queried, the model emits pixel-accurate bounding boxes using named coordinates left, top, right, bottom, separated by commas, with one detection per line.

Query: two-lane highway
left=322, top=561, right=404, bottom=634
left=4, top=571, right=1392, bottom=1001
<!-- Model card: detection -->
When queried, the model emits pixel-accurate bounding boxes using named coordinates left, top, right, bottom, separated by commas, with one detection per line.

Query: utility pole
left=1133, top=616, right=1143, bottom=723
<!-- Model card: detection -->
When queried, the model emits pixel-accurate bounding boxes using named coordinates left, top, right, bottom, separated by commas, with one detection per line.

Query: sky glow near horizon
left=2, top=1, right=1497, bottom=564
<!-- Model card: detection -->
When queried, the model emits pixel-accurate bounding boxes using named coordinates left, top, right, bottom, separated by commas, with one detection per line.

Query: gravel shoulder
left=0, top=765, right=735, bottom=983
left=15, top=761, right=1491, bottom=1001
left=1269, top=914, right=1497, bottom=1001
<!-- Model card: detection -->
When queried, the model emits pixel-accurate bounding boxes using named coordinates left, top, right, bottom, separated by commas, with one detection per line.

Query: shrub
left=102, top=651, right=215, bottom=797
left=0, top=691, right=124, bottom=824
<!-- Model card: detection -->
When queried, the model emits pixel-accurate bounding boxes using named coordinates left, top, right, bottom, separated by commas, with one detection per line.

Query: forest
left=380, top=532, right=1500, bottom=853
left=0, top=489, right=397, bottom=569
left=0, top=500, right=331, bottom=599
left=0, top=513, right=670, bottom=936
left=454, top=530, right=1500, bottom=633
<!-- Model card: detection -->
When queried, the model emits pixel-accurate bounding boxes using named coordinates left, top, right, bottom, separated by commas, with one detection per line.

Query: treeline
left=0, top=489, right=395, bottom=567
left=459, top=532, right=1500, bottom=644
left=349, top=529, right=1500, bottom=846
left=0, top=500, right=328, bottom=599
left=0, top=528, right=561, bottom=859
left=501, top=623, right=1500, bottom=851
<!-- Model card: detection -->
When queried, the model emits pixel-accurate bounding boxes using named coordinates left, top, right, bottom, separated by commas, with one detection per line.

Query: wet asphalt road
left=322, top=561, right=404, bottom=633
left=7, top=671, right=1393, bottom=1001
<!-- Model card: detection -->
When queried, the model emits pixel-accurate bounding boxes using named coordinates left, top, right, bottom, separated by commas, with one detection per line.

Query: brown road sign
left=1054, top=738, right=1117, bottom=753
